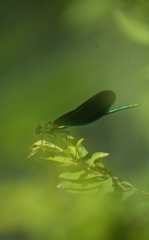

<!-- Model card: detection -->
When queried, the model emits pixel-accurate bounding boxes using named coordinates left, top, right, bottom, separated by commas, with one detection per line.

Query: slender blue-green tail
left=105, top=103, right=139, bottom=115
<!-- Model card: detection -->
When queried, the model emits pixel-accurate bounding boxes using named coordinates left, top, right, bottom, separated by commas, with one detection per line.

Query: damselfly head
left=36, top=125, right=42, bottom=134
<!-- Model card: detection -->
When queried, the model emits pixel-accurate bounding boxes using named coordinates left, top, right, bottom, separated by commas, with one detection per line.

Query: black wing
left=53, top=90, right=116, bottom=127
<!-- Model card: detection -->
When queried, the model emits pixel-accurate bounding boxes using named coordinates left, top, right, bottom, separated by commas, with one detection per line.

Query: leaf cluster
left=29, top=136, right=149, bottom=200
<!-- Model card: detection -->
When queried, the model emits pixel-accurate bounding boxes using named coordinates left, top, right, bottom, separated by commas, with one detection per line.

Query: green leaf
left=77, top=144, right=89, bottom=158
left=120, top=180, right=135, bottom=189
left=67, top=143, right=77, bottom=157
left=65, top=135, right=78, bottom=147
left=119, top=191, right=135, bottom=202
left=59, top=163, right=79, bottom=168
left=89, top=152, right=109, bottom=167
left=63, top=148, right=71, bottom=156
left=59, top=169, right=97, bottom=180
left=95, top=161, right=106, bottom=168
left=98, top=178, right=114, bottom=197
left=31, top=140, right=63, bottom=151
left=58, top=178, right=103, bottom=190
left=76, top=138, right=84, bottom=149
left=45, top=156, right=74, bottom=164
left=28, top=149, right=39, bottom=158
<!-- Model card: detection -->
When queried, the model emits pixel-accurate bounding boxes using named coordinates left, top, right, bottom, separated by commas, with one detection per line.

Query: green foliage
left=29, top=136, right=149, bottom=200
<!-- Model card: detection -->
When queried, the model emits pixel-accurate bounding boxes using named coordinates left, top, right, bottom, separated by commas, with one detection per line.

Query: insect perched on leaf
left=36, top=90, right=139, bottom=136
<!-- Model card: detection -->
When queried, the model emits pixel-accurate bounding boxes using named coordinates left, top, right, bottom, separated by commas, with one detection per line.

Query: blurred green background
left=1, top=0, right=149, bottom=239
